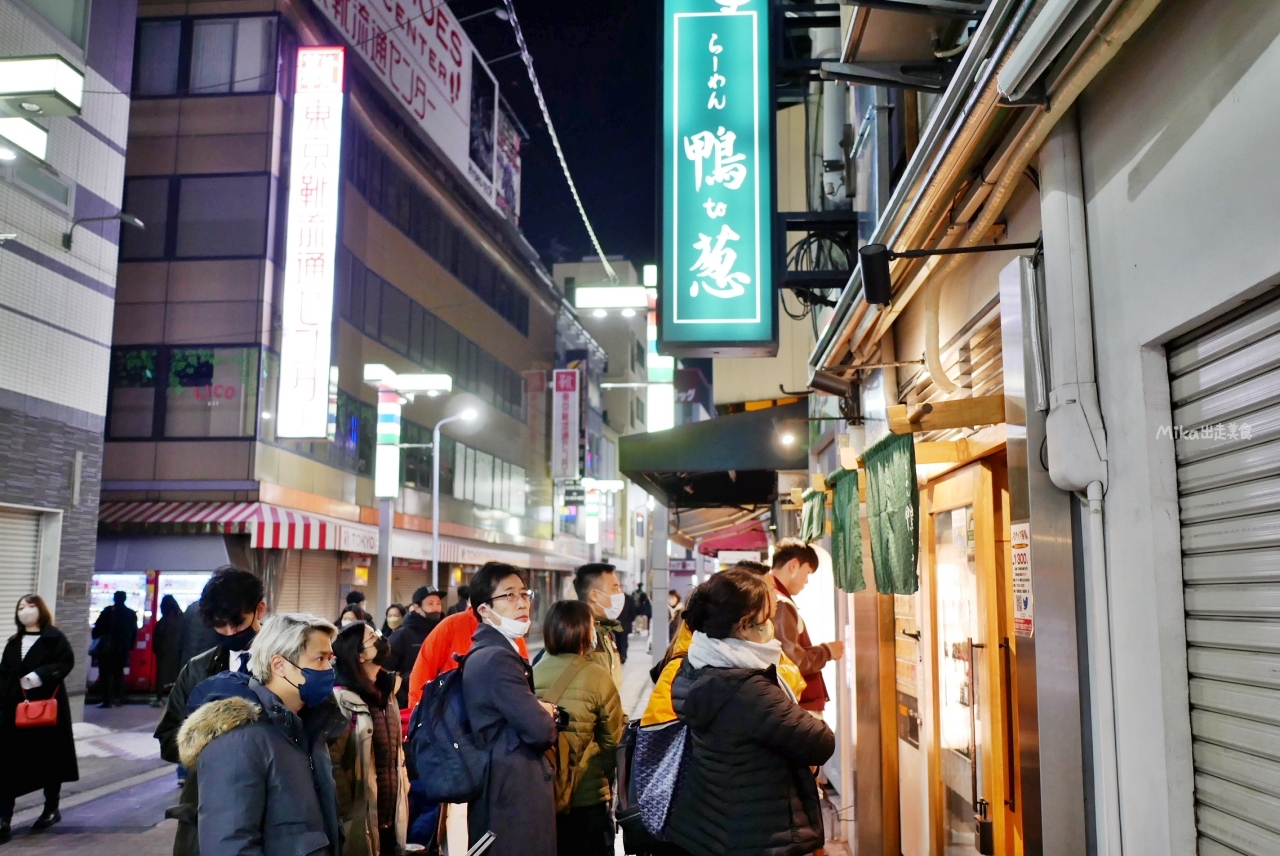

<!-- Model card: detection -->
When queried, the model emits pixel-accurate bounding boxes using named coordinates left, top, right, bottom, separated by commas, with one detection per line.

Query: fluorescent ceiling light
left=0, top=117, right=47, bottom=160
left=0, top=56, right=85, bottom=116
left=363, top=363, right=394, bottom=383
left=391, top=373, right=453, bottom=393
left=575, top=285, right=649, bottom=309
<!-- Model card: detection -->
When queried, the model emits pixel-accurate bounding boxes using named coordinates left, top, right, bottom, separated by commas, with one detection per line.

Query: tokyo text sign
left=277, top=47, right=344, bottom=438
left=552, top=369, right=581, bottom=481
left=661, top=0, right=775, bottom=357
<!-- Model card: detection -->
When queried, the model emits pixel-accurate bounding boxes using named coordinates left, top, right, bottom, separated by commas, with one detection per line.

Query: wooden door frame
left=921, top=456, right=1016, bottom=855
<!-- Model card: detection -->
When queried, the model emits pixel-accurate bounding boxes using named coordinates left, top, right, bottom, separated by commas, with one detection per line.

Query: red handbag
left=16, top=687, right=58, bottom=729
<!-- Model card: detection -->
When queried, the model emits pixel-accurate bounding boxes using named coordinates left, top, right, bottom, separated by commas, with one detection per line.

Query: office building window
left=176, top=174, right=270, bottom=258
left=165, top=347, right=259, bottom=437
left=136, top=21, right=182, bottom=95
left=24, top=0, right=90, bottom=47
left=120, top=177, right=170, bottom=259
left=134, top=15, right=279, bottom=97
left=636, top=395, right=645, bottom=425
left=107, top=349, right=159, bottom=438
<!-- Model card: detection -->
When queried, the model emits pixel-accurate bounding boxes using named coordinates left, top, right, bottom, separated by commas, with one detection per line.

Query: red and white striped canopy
left=99, top=502, right=338, bottom=549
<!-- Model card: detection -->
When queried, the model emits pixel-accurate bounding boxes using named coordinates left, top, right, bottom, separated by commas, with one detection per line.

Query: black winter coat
left=92, top=603, right=138, bottom=667
left=0, top=627, right=79, bottom=797
left=386, top=611, right=440, bottom=708
left=461, top=624, right=558, bottom=856
left=177, top=600, right=222, bottom=671
left=155, top=645, right=231, bottom=764
left=667, top=660, right=835, bottom=856
left=153, top=612, right=185, bottom=691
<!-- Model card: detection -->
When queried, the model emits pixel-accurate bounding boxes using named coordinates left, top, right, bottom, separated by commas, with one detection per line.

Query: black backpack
left=407, top=654, right=489, bottom=804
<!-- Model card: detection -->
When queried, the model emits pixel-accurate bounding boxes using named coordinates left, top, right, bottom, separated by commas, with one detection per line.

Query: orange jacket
left=406, top=610, right=529, bottom=711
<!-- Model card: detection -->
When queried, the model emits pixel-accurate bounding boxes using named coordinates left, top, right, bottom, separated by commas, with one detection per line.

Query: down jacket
left=328, top=685, right=409, bottom=856
left=532, top=652, right=627, bottom=809
left=666, top=660, right=835, bottom=856
left=175, top=673, right=346, bottom=856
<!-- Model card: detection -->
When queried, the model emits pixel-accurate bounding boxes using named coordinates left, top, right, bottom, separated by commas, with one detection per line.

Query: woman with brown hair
left=0, top=595, right=78, bottom=842
left=664, top=568, right=835, bottom=856
left=533, top=601, right=627, bottom=856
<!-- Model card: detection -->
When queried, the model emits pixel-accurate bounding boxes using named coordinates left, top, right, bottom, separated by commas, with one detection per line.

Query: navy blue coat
left=461, top=623, right=558, bottom=856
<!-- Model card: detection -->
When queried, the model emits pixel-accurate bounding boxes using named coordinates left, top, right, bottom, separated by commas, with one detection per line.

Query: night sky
left=456, top=0, right=659, bottom=269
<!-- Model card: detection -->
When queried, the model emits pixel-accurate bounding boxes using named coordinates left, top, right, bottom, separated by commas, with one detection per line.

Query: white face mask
left=17, top=607, right=39, bottom=628
left=483, top=607, right=530, bottom=640
left=600, top=591, right=626, bottom=621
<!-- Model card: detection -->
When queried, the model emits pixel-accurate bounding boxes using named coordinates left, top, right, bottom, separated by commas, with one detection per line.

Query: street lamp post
left=432, top=410, right=477, bottom=591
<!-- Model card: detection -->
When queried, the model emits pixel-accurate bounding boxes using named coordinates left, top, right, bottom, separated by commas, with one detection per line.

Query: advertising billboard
left=661, top=0, right=776, bottom=357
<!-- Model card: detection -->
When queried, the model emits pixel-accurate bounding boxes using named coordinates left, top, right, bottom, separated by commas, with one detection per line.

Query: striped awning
left=99, top=502, right=339, bottom=550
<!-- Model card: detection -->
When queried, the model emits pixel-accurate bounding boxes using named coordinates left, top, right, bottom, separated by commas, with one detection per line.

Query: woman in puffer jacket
left=533, top=601, right=627, bottom=856
left=328, top=622, right=408, bottom=856
left=665, top=568, right=835, bottom=856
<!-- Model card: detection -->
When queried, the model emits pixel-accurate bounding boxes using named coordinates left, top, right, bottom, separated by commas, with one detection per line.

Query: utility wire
left=499, top=0, right=618, bottom=284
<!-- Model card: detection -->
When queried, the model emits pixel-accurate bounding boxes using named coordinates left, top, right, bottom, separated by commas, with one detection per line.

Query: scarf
left=686, top=631, right=798, bottom=703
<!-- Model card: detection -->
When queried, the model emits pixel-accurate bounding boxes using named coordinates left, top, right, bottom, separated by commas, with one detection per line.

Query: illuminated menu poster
left=278, top=47, right=345, bottom=439
left=552, top=369, right=580, bottom=480
left=661, top=0, right=776, bottom=357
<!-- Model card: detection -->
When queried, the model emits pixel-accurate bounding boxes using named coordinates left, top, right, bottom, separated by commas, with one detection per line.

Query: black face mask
left=371, top=637, right=392, bottom=667
left=216, top=625, right=257, bottom=651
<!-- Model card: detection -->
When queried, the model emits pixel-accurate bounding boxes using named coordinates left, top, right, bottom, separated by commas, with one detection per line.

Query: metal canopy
left=620, top=401, right=810, bottom=507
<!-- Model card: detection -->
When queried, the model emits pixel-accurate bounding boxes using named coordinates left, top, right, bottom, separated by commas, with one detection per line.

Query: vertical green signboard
left=661, top=0, right=776, bottom=357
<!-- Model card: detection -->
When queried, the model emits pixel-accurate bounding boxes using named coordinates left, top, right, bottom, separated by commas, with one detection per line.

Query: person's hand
left=824, top=641, right=845, bottom=660
left=19, top=672, right=42, bottom=690
left=540, top=701, right=557, bottom=718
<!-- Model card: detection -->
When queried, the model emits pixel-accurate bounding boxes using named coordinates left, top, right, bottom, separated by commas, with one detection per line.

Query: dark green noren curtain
left=863, top=432, right=920, bottom=595
left=801, top=488, right=826, bottom=544
left=825, top=467, right=865, bottom=593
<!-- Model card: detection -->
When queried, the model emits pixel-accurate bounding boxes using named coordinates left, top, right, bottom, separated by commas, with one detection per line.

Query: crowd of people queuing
left=0, top=537, right=840, bottom=855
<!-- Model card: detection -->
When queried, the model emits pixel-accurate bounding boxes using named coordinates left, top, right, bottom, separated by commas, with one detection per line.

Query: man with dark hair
left=447, top=585, right=470, bottom=615
left=92, top=591, right=138, bottom=708
left=155, top=567, right=267, bottom=765
left=771, top=538, right=843, bottom=714
left=573, top=563, right=625, bottom=689
left=386, top=585, right=444, bottom=708
left=345, top=590, right=366, bottom=608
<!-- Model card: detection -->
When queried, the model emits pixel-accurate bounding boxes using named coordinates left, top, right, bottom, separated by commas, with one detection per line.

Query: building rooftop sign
left=311, top=0, right=511, bottom=212
left=660, top=0, right=776, bottom=357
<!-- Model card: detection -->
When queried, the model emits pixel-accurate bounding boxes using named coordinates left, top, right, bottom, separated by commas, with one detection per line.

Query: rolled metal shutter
left=297, top=552, right=339, bottom=619
left=277, top=551, right=302, bottom=613
left=393, top=565, right=429, bottom=607
left=1172, top=297, right=1280, bottom=854
left=0, top=508, right=40, bottom=614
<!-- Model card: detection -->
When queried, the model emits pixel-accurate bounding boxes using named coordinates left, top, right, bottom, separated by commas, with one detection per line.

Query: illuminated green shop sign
left=661, top=0, right=776, bottom=357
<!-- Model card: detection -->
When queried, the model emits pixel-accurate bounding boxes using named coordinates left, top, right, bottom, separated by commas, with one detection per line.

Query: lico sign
left=661, top=0, right=775, bottom=357
left=277, top=47, right=345, bottom=438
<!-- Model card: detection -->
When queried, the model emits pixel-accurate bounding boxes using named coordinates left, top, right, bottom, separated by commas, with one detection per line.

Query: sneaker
left=31, top=809, right=60, bottom=831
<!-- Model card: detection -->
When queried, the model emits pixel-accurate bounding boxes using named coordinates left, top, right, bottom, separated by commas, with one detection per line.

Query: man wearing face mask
left=461, top=562, right=559, bottom=856
left=573, top=563, right=625, bottom=690
left=176, top=614, right=346, bottom=856
left=155, top=568, right=267, bottom=767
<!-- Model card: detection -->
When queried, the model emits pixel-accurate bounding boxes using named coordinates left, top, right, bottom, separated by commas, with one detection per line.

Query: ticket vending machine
left=89, top=569, right=213, bottom=692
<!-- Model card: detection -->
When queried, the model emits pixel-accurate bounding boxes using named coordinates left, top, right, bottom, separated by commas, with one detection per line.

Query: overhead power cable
left=500, top=0, right=619, bottom=284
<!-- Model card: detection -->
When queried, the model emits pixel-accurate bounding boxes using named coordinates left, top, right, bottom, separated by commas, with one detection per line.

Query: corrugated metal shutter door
left=1172, top=297, right=1280, bottom=853
left=0, top=508, right=40, bottom=615
left=393, top=566, right=429, bottom=607
left=277, top=551, right=302, bottom=613
left=298, top=552, right=339, bottom=619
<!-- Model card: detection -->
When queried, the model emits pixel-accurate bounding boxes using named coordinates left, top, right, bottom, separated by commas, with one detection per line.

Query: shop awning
left=697, top=518, right=769, bottom=556
left=619, top=401, right=809, bottom=507
left=99, top=502, right=350, bottom=550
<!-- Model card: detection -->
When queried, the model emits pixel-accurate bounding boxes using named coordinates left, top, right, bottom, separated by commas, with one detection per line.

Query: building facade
left=0, top=0, right=138, bottom=715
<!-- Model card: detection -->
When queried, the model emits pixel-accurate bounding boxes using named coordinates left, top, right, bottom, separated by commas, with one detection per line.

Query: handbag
left=16, top=686, right=58, bottom=729
left=632, top=719, right=691, bottom=837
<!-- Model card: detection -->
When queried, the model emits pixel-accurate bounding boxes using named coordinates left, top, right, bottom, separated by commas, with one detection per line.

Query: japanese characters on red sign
left=551, top=369, right=580, bottom=481
left=277, top=47, right=345, bottom=439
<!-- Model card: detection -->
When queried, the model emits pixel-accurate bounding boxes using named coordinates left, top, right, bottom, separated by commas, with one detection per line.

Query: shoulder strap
left=543, top=655, right=588, bottom=706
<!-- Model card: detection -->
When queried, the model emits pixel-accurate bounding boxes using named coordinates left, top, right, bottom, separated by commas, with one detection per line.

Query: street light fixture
left=63, top=212, right=144, bottom=250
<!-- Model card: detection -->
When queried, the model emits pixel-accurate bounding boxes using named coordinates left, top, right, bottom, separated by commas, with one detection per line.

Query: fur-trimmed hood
left=176, top=694, right=261, bottom=769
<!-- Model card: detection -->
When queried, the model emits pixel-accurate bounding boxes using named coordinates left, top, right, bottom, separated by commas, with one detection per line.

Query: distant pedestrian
left=0, top=595, right=77, bottom=842
left=329, top=622, right=408, bottom=856
left=347, top=591, right=368, bottom=610
left=665, top=569, right=834, bottom=856
left=177, top=614, right=344, bottom=856
left=462, top=563, right=559, bottom=856
left=92, top=590, right=138, bottom=707
left=152, top=594, right=184, bottom=706
left=381, top=604, right=406, bottom=637
left=615, top=590, right=636, bottom=665
left=386, top=587, right=443, bottom=710
left=573, top=563, right=625, bottom=689
left=667, top=590, right=684, bottom=641
left=633, top=586, right=651, bottom=633
left=533, top=601, right=626, bottom=856
left=339, top=605, right=372, bottom=628
left=447, top=585, right=470, bottom=615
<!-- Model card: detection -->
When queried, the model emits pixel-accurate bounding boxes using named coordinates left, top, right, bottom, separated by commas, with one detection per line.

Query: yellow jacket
left=642, top=623, right=807, bottom=725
